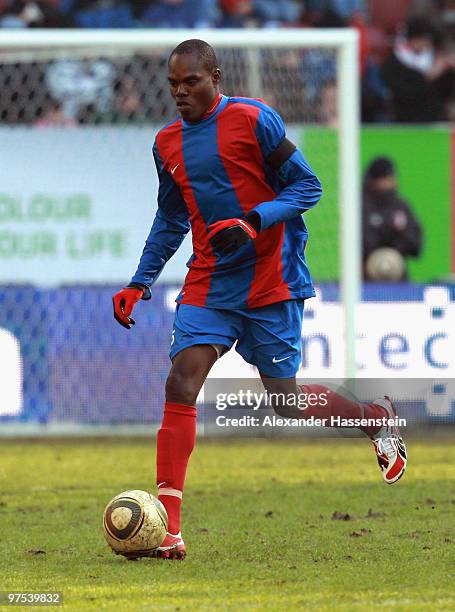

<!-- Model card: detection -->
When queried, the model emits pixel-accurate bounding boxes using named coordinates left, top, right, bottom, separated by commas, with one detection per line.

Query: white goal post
left=0, top=28, right=360, bottom=378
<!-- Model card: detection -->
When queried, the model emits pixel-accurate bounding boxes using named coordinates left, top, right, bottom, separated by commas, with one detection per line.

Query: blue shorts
left=169, top=300, right=304, bottom=378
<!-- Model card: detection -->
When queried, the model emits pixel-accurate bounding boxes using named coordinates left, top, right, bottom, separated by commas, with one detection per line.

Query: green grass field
left=1, top=437, right=454, bottom=611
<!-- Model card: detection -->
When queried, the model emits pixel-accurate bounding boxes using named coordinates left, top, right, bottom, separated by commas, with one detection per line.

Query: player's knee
left=165, top=367, right=200, bottom=405
left=165, top=345, right=216, bottom=405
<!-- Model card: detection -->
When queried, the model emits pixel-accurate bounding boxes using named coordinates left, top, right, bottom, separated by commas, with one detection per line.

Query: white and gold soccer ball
left=365, top=247, right=405, bottom=281
left=103, top=490, right=168, bottom=558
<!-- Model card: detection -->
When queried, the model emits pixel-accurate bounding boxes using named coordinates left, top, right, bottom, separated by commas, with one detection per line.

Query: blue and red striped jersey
left=131, top=95, right=322, bottom=309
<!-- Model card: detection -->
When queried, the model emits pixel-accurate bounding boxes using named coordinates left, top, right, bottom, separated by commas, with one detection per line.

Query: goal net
left=0, top=29, right=360, bottom=431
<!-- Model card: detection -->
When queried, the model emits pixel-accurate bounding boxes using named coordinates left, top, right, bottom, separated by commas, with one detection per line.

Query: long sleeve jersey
left=131, top=95, right=322, bottom=309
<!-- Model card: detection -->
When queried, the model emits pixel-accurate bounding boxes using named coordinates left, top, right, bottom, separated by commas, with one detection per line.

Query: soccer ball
left=365, top=247, right=405, bottom=281
left=103, top=490, right=167, bottom=558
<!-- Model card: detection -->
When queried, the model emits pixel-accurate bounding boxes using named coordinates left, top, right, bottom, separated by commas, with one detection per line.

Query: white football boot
left=152, top=532, right=186, bottom=560
left=371, top=396, right=407, bottom=484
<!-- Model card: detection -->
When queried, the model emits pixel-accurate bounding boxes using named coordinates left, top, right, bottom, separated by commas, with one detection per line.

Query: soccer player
left=113, top=39, right=407, bottom=560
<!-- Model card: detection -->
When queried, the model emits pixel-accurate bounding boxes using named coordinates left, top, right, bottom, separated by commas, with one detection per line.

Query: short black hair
left=365, top=157, right=396, bottom=182
left=406, top=17, right=436, bottom=41
left=168, top=39, right=218, bottom=73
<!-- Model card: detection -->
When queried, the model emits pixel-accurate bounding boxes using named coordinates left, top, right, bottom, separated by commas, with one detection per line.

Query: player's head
left=168, top=39, right=221, bottom=123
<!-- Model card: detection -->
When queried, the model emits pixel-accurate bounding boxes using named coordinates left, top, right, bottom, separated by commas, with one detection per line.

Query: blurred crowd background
left=0, top=0, right=446, bottom=280
left=1, top=0, right=455, bottom=125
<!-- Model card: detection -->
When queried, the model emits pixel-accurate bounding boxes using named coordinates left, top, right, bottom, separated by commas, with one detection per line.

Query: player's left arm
left=208, top=106, right=322, bottom=253
left=245, top=105, right=322, bottom=232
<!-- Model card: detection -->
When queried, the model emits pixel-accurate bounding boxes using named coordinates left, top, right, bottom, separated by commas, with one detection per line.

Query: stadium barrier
left=0, top=125, right=451, bottom=287
left=1, top=283, right=454, bottom=433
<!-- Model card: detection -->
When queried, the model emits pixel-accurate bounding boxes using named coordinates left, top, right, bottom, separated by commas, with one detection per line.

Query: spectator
left=115, top=77, right=144, bottom=121
left=0, top=0, right=73, bottom=27
left=300, top=46, right=337, bottom=121
left=382, top=16, right=455, bottom=122
left=318, top=80, right=337, bottom=125
left=79, top=76, right=149, bottom=123
left=34, top=98, right=76, bottom=127
left=361, top=60, right=390, bottom=122
left=300, top=9, right=354, bottom=122
left=261, top=50, right=305, bottom=121
left=59, top=0, right=135, bottom=28
left=219, top=0, right=253, bottom=27
left=142, top=0, right=219, bottom=28
left=439, top=0, right=455, bottom=25
left=253, top=0, right=301, bottom=27
left=194, top=0, right=221, bottom=26
left=329, top=0, right=363, bottom=19
left=45, top=58, right=116, bottom=120
left=362, top=157, right=423, bottom=281
left=305, top=0, right=364, bottom=23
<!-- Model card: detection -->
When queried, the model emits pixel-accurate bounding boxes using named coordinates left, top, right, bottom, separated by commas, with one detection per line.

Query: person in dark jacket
left=382, top=17, right=455, bottom=122
left=362, top=157, right=423, bottom=280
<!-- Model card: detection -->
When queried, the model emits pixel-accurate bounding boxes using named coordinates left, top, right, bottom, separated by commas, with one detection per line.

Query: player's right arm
left=113, top=142, right=190, bottom=329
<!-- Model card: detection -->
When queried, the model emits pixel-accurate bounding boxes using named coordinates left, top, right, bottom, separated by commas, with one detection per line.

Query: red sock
left=156, top=401, right=196, bottom=535
left=300, top=385, right=387, bottom=437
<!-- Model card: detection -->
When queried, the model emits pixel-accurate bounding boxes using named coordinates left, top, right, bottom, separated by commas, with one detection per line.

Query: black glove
left=208, top=215, right=259, bottom=255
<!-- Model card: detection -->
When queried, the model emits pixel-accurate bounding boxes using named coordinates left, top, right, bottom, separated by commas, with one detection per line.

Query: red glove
left=112, top=285, right=144, bottom=329
left=208, top=218, right=258, bottom=255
